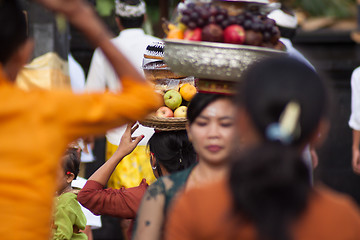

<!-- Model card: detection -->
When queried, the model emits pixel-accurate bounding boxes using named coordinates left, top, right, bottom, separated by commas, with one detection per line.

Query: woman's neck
left=190, top=159, right=228, bottom=185
left=57, top=185, right=73, bottom=196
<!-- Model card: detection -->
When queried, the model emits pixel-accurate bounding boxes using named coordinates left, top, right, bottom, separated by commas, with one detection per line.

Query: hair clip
left=66, top=171, right=72, bottom=175
left=266, top=101, right=301, bottom=144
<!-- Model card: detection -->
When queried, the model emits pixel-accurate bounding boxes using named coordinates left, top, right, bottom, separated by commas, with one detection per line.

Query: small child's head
left=57, top=148, right=81, bottom=194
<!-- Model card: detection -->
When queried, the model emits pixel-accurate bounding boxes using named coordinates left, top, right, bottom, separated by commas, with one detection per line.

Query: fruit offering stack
left=142, top=42, right=198, bottom=119
left=156, top=83, right=197, bottom=118
left=166, top=1, right=284, bottom=50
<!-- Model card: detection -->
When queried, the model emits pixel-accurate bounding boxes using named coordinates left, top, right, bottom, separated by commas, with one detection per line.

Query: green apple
left=164, top=90, right=182, bottom=110
left=174, top=106, right=187, bottom=118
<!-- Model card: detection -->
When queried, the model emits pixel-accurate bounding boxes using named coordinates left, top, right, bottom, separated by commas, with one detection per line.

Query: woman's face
left=187, top=98, right=237, bottom=166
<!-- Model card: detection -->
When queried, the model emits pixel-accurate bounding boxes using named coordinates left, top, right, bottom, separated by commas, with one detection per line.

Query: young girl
left=52, top=148, right=87, bottom=240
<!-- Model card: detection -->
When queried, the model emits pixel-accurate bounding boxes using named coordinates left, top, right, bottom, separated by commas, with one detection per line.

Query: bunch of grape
left=179, top=3, right=280, bottom=46
left=180, top=3, right=212, bottom=30
left=235, top=8, right=280, bottom=43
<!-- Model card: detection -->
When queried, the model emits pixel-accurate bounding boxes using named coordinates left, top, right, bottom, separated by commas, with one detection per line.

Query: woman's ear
left=66, top=173, right=75, bottom=184
left=186, top=123, right=192, bottom=142
left=309, top=118, right=330, bottom=148
left=150, top=153, right=156, bottom=168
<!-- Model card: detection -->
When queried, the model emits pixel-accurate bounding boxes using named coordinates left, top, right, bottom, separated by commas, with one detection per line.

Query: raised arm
left=34, top=0, right=145, bottom=83
left=88, top=124, right=143, bottom=185
left=78, top=124, right=147, bottom=219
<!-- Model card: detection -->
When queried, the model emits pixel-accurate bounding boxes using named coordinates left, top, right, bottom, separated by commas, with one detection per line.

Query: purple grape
left=219, top=8, right=228, bottom=16
left=209, top=16, right=216, bottom=24
left=188, top=21, right=197, bottom=29
left=181, top=15, right=191, bottom=25
left=252, top=22, right=261, bottom=32
left=265, top=22, right=274, bottom=31
left=200, top=9, right=211, bottom=20
left=194, top=5, right=202, bottom=13
left=190, top=11, right=199, bottom=20
left=186, top=3, right=195, bottom=9
left=197, top=18, right=205, bottom=27
left=243, top=19, right=252, bottom=30
left=271, top=26, right=280, bottom=35
left=182, top=9, right=191, bottom=16
left=215, top=14, right=225, bottom=23
left=209, top=6, right=218, bottom=16
left=221, top=20, right=230, bottom=29
left=244, top=11, right=253, bottom=19
left=260, top=23, right=266, bottom=32
left=236, top=14, right=245, bottom=25
left=228, top=16, right=237, bottom=25
left=268, top=19, right=276, bottom=25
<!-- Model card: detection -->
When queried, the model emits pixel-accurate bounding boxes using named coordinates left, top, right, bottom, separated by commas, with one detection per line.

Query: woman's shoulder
left=167, top=163, right=197, bottom=182
left=58, top=192, right=77, bottom=201
left=313, top=186, right=360, bottom=210
left=56, top=192, right=81, bottom=210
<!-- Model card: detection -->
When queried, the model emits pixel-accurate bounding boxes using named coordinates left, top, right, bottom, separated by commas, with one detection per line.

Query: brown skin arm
left=88, top=124, right=143, bottom=185
left=352, top=130, right=360, bottom=174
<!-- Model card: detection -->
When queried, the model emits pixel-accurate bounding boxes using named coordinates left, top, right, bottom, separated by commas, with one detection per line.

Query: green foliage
left=293, top=0, right=356, bottom=18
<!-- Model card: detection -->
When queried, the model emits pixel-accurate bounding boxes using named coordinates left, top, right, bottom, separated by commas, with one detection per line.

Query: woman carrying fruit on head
left=77, top=123, right=196, bottom=239
left=132, top=92, right=238, bottom=240
left=164, top=57, right=360, bottom=240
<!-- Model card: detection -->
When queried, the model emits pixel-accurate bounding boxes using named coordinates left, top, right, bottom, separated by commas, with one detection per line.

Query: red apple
left=156, top=106, right=174, bottom=118
left=224, top=25, right=245, bottom=44
left=184, top=28, right=202, bottom=41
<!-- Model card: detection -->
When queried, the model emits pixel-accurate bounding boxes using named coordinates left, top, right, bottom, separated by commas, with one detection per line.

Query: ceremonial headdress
left=115, top=0, right=146, bottom=18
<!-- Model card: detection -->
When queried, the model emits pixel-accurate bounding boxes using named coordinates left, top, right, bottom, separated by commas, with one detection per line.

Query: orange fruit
left=166, top=25, right=184, bottom=39
left=179, top=83, right=197, bottom=101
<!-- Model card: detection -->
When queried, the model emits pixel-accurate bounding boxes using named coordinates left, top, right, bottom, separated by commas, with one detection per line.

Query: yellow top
left=0, top=66, right=161, bottom=240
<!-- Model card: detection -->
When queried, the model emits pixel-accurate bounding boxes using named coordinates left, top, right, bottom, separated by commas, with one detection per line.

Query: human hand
left=352, top=148, right=360, bottom=174
left=115, top=123, right=144, bottom=159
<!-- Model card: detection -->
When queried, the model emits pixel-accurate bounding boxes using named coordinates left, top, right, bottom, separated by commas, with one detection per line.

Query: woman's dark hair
left=62, top=148, right=81, bottom=179
left=0, top=0, right=27, bottom=64
left=187, top=93, right=233, bottom=125
left=236, top=56, right=328, bottom=146
left=148, top=130, right=196, bottom=176
left=230, top=56, right=329, bottom=240
left=229, top=144, right=311, bottom=240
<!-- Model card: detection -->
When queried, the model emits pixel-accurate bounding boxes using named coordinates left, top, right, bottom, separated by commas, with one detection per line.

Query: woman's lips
left=206, top=145, right=223, bottom=153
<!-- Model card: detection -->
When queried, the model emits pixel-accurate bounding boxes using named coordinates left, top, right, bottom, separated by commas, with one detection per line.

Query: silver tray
left=215, top=0, right=269, bottom=4
left=164, top=39, right=287, bottom=82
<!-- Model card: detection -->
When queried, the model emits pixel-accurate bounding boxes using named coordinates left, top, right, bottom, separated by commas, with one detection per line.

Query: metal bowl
left=215, top=0, right=269, bottom=4
left=164, top=39, right=287, bottom=82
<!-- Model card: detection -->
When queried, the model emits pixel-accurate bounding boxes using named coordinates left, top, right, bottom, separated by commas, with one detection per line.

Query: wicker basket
left=140, top=115, right=187, bottom=131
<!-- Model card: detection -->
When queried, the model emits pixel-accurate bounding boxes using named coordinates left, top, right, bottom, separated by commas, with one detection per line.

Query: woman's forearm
left=88, top=150, right=127, bottom=185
